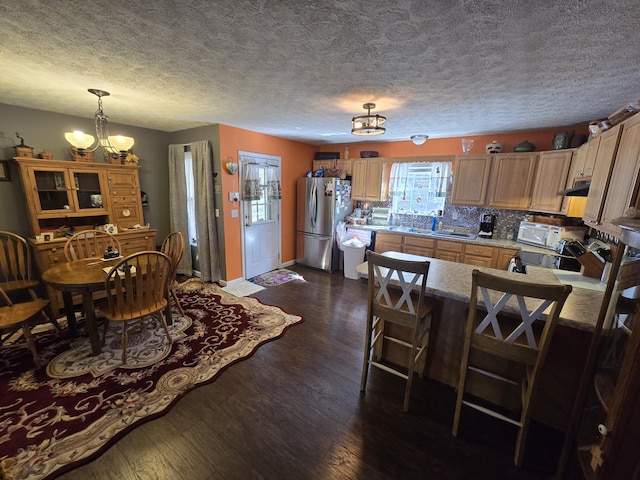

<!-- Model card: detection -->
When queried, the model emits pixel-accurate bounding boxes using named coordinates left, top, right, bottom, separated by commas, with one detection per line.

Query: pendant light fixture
left=351, top=103, right=386, bottom=136
left=64, top=89, right=135, bottom=161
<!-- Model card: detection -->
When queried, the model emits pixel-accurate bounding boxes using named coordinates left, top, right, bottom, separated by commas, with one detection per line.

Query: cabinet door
left=25, top=166, right=75, bottom=215
left=450, top=155, right=491, bottom=206
left=529, top=150, right=573, bottom=213
left=463, top=244, right=495, bottom=268
left=486, top=153, right=538, bottom=210
left=495, top=248, right=519, bottom=271
left=364, top=159, right=384, bottom=201
left=374, top=232, right=402, bottom=253
left=435, top=250, right=461, bottom=262
left=601, top=115, right=640, bottom=236
left=107, top=168, right=139, bottom=191
left=403, top=236, right=435, bottom=257
left=336, top=159, right=353, bottom=176
left=69, top=168, right=109, bottom=214
left=351, top=159, right=367, bottom=199
left=583, top=125, right=623, bottom=227
left=312, top=160, right=335, bottom=172
left=583, top=137, right=601, bottom=177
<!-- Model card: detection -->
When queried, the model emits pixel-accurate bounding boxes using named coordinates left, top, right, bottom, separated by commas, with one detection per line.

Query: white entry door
left=240, top=152, right=282, bottom=279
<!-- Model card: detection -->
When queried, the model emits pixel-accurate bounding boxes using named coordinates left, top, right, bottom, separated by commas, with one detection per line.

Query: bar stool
left=452, top=269, right=572, bottom=466
left=360, top=251, right=435, bottom=412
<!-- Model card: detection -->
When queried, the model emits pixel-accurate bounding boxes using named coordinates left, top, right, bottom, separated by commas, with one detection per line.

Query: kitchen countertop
left=355, top=252, right=605, bottom=332
left=346, top=224, right=553, bottom=255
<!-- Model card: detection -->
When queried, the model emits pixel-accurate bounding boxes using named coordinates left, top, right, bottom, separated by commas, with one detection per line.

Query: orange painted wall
left=218, top=125, right=315, bottom=281
left=217, top=123, right=588, bottom=281
left=316, top=125, right=588, bottom=158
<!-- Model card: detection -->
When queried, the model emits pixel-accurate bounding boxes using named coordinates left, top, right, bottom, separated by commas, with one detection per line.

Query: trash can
left=342, top=238, right=366, bottom=279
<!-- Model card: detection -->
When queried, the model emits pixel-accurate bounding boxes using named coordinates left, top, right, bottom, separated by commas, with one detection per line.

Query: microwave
left=516, top=222, right=586, bottom=251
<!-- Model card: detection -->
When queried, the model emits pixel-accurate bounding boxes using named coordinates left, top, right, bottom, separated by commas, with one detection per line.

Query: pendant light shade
left=411, top=135, right=429, bottom=145
left=352, top=103, right=386, bottom=136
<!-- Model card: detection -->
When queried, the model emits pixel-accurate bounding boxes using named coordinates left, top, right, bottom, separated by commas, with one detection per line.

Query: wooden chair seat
left=0, top=287, right=51, bottom=367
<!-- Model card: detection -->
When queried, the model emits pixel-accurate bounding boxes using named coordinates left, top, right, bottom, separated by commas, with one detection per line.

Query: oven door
left=517, top=223, right=550, bottom=248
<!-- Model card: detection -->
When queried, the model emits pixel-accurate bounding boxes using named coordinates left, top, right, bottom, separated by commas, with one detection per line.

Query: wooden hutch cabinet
left=13, top=157, right=156, bottom=315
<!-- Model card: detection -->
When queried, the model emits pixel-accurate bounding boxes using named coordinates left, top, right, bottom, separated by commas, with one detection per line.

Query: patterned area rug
left=0, top=279, right=303, bottom=480
left=248, top=268, right=305, bottom=287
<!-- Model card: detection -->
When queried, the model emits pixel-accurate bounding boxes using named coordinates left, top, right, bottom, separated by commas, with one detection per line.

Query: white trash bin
left=342, top=238, right=366, bottom=279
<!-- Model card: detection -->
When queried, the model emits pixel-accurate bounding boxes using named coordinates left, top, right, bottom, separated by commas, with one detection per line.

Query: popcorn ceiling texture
left=0, top=0, right=638, bottom=145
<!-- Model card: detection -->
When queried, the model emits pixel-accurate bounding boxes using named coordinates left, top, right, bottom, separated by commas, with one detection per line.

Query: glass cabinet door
left=70, top=169, right=108, bottom=214
left=30, top=167, right=74, bottom=213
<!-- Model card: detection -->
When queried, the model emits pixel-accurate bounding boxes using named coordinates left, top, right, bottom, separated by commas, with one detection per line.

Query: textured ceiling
left=1, top=0, right=639, bottom=145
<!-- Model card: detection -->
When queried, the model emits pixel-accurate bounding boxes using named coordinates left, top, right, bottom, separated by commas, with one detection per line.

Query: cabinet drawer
left=118, top=233, right=156, bottom=255
left=435, top=240, right=464, bottom=252
left=110, top=195, right=138, bottom=204
left=404, top=236, right=435, bottom=249
left=45, top=247, right=67, bottom=265
left=112, top=204, right=144, bottom=225
left=403, top=245, right=433, bottom=257
left=464, top=244, right=494, bottom=257
left=110, top=189, right=138, bottom=197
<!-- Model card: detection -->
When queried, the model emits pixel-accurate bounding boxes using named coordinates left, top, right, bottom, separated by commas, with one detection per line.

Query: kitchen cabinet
left=313, top=159, right=352, bottom=176
left=486, top=153, right=538, bottom=210
left=450, top=155, right=492, bottom=206
left=352, top=158, right=385, bottom=201
left=403, top=236, right=434, bottom=257
left=374, top=232, right=403, bottom=253
left=569, top=137, right=600, bottom=180
left=434, top=239, right=463, bottom=262
left=583, top=125, right=624, bottom=227
left=495, top=247, right=519, bottom=271
left=529, top=150, right=573, bottom=214
left=462, top=243, right=495, bottom=268
left=599, top=114, right=640, bottom=237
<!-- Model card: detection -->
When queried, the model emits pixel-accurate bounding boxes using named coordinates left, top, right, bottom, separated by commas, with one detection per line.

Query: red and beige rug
left=0, top=279, right=303, bottom=480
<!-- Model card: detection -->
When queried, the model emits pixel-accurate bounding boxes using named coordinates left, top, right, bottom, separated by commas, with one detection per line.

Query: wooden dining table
left=42, top=257, right=121, bottom=355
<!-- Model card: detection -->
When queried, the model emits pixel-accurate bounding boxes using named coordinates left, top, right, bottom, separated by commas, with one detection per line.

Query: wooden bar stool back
left=360, top=250, right=435, bottom=412
left=452, top=269, right=572, bottom=466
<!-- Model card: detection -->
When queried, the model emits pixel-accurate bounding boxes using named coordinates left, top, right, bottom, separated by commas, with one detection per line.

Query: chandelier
left=64, top=89, right=135, bottom=161
left=351, top=103, right=386, bottom=136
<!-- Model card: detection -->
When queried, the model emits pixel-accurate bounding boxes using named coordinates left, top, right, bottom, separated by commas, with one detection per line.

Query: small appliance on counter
left=516, top=221, right=586, bottom=250
left=478, top=213, right=496, bottom=238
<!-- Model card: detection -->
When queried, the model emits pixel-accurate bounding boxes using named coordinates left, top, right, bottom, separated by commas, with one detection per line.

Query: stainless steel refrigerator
left=296, top=177, right=353, bottom=271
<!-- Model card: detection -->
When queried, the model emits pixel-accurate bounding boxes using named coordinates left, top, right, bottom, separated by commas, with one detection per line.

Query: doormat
left=0, top=279, right=303, bottom=480
left=248, top=269, right=305, bottom=287
left=221, top=279, right=266, bottom=297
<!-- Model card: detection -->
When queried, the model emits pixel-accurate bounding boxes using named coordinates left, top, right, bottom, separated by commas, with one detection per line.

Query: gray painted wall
left=0, top=103, right=172, bottom=242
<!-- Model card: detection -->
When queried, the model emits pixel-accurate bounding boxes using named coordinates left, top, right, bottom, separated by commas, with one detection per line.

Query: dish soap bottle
left=431, top=215, right=437, bottom=231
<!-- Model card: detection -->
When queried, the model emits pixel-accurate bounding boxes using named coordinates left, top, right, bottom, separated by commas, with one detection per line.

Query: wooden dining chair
left=100, top=251, right=172, bottom=364
left=452, top=269, right=572, bottom=467
left=64, top=229, right=122, bottom=261
left=0, top=231, right=61, bottom=333
left=0, top=285, right=51, bottom=367
left=160, top=231, right=185, bottom=316
left=360, top=250, right=436, bottom=412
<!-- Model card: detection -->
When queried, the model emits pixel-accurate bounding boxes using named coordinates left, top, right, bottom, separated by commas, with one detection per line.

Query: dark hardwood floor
left=59, top=264, right=570, bottom=480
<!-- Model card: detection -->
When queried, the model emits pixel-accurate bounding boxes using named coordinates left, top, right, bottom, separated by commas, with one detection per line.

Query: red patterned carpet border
left=0, top=279, right=303, bottom=480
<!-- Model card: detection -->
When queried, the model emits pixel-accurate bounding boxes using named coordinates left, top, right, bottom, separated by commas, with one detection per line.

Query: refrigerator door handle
left=310, top=182, right=317, bottom=228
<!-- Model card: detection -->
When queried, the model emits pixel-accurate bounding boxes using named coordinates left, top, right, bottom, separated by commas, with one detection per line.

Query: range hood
left=559, top=179, right=591, bottom=197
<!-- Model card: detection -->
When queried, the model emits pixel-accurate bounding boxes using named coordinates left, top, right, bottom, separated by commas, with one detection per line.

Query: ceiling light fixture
left=351, top=103, right=386, bottom=136
left=64, top=89, right=135, bottom=161
left=411, top=135, right=429, bottom=146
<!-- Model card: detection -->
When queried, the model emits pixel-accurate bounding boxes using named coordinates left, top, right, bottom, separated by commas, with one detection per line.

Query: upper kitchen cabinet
left=600, top=114, right=640, bottom=236
left=529, top=150, right=573, bottom=213
left=313, top=159, right=353, bottom=176
left=583, top=124, right=624, bottom=227
left=450, top=154, right=492, bottom=206
left=14, top=158, right=109, bottom=235
left=352, top=158, right=386, bottom=201
left=570, top=136, right=600, bottom=180
left=486, top=152, right=538, bottom=210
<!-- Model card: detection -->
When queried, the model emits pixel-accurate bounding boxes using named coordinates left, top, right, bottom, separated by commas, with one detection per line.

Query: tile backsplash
left=359, top=198, right=583, bottom=239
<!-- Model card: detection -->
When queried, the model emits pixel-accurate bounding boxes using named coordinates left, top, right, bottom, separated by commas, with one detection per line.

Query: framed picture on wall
left=0, top=160, right=10, bottom=181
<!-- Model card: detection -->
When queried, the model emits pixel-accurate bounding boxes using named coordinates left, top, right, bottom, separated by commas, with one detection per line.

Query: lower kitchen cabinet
left=374, top=232, right=403, bottom=253
left=463, top=243, right=495, bottom=267
left=434, top=239, right=464, bottom=262
left=403, top=235, right=434, bottom=257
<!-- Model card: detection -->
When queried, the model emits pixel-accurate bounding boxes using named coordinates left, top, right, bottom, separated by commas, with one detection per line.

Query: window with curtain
left=389, top=162, right=451, bottom=215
